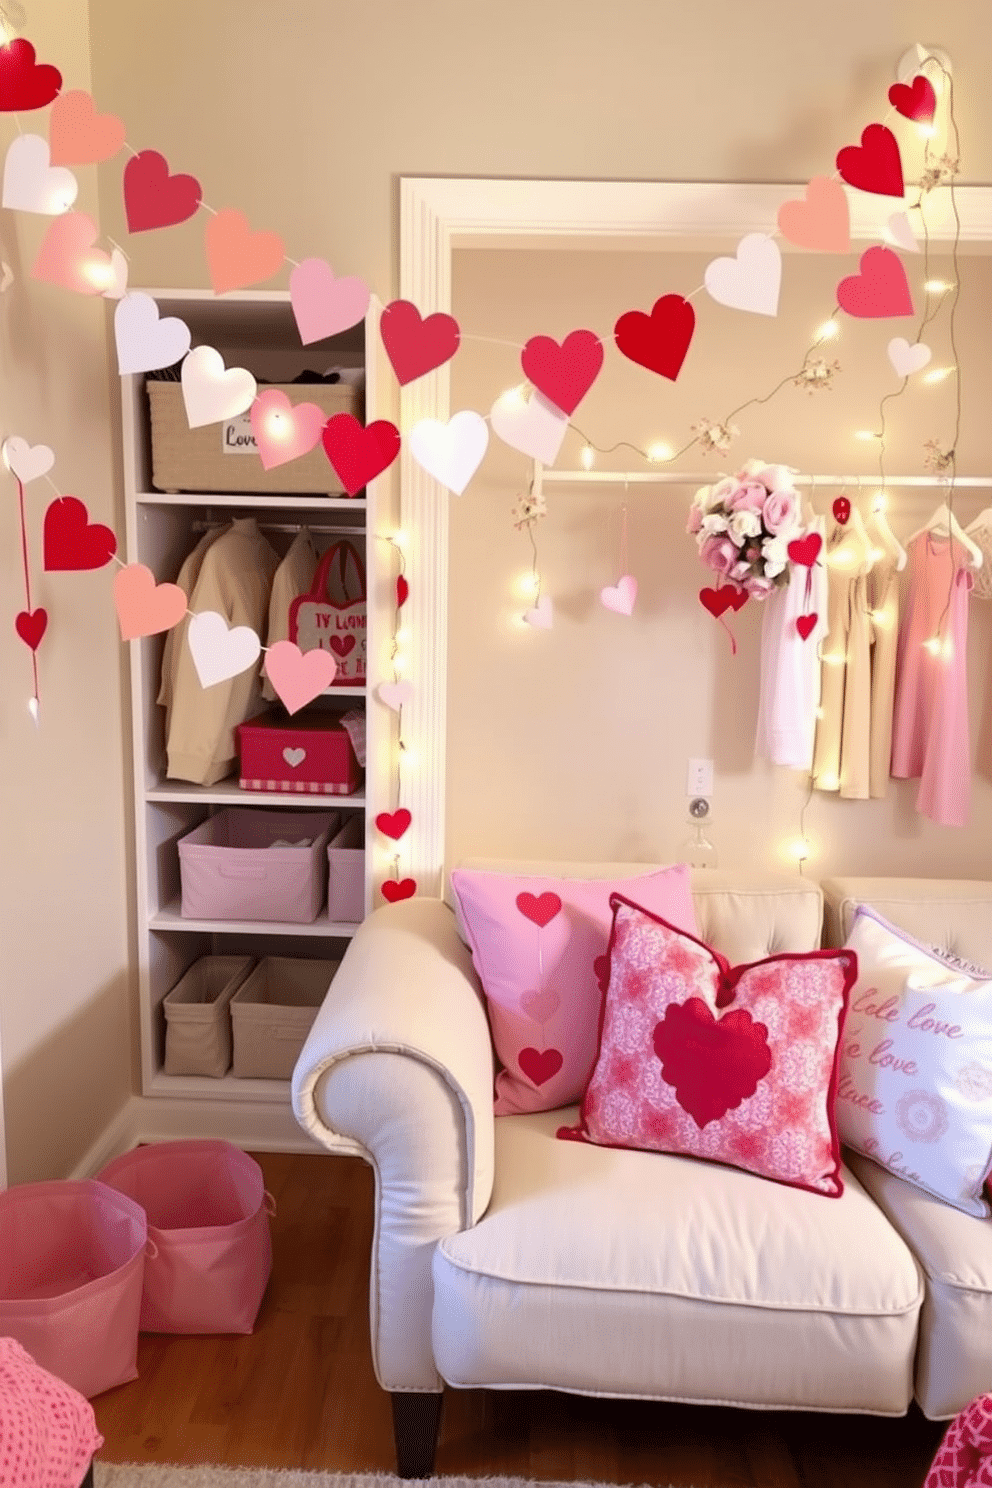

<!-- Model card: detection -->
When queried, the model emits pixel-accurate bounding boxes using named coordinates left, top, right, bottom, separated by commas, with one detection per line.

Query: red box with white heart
left=237, top=707, right=362, bottom=795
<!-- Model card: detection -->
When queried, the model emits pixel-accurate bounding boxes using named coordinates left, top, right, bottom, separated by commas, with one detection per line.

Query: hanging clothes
left=166, top=517, right=281, bottom=785
left=811, top=510, right=874, bottom=798
left=260, top=526, right=320, bottom=703
left=755, top=515, right=827, bottom=771
left=157, top=521, right=231, bottom=731
left=865, top=513, right=903, bottom=800
left=890, top=531, right=973, bottom=827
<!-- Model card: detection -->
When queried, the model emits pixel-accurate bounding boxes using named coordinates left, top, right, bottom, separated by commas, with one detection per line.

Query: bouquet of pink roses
left=687, top=459, right=803, bottom=600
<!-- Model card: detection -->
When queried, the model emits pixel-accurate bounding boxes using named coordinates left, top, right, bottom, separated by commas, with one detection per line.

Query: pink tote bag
left=0, top=1179, right=148, bottom=1399
left=97, top=1140, right=274, bottom=1335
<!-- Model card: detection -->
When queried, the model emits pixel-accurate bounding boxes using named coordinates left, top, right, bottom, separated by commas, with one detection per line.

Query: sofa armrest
left=291, top=896, right=495, bottom=1391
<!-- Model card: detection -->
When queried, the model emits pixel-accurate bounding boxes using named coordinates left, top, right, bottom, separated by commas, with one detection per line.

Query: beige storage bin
left=230, top=956, right=339, bottom=1080
left=327, top=814, right=365, bottom=923
left=147, top=379, right=363, bottom=494
left=163, top=954, right=255, bottom=1077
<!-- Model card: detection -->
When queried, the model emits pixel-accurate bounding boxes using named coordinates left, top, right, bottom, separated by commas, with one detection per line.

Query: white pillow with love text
left=838, top=905, right=992, bottom=1218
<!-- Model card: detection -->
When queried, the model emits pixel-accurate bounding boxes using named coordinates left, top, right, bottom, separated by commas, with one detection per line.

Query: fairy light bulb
left=790, top=838, right=811, bottom=864
left=925, top=279, right=954, bottom=294
left=815, top=320, right=839, bottom=342
left=855, top=429, right=879, bottom=443
left=923, top=366, right=956, bottom=385
left=266, top=411, right=290, bottom=441
left=392, top=529, right=408, bottom=551
left=514, top=571, right=540, bottom=599
left=84, top=259, right=114, bottom=291
left=871, top=491, right=887, bottom=513
left=0, top=3, right=26, bottom=42
left=580, top=444, right=595, bottom=470
left=647, top=441, right=673, bottom=463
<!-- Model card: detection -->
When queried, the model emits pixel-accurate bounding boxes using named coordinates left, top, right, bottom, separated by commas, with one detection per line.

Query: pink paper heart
left=31, top=211, right=112, bottom=296
left=377, top=680, right=413, bottom=711
left=776, top=176, right=851, bottom=254
left=48, top=89, right=126, bottom=166
left=263, top=640, right=337, bottom=715
left=249, top=389, right=326, bottom=470
left=523, top=594, right=553, bottom=629
left=600, top=575, right=637, bottom=615
left=837, top=246, right=914, bottom=320
left=206, top=208, right=285, bottom=295
left=290, top=257, right=370, bottom=344
left=113, top=563, right=187, bottom=641
left=521, top=988, right=561, bottom=1024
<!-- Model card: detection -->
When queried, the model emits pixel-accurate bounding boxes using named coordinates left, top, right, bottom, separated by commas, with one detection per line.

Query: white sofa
left=291, top=866, right=992, bottom=1477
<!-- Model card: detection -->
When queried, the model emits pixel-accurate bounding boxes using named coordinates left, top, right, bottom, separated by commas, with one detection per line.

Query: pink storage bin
left=0, top=1179, right=148, bottom=1399
left=178, top=807, right=338, bottom=923
left=96, top=1140, right=274, bottom=1335
left=327, top=814, right=365, bottom=923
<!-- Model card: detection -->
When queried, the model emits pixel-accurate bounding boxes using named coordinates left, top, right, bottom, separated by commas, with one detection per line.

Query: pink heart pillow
left=559, top=894, right=857, bottom=1196
left=449, top=864, right=698, bottom=1115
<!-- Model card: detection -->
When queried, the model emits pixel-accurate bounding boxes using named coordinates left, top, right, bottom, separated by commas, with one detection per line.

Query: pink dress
left=890, top=531, right=973, bottom=827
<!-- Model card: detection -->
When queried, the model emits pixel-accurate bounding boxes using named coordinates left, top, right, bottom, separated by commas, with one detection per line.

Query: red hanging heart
left=321, top=413, right=401, bottom=497
left=520, top=329, right=604, bottom=416
left=888, top=75, right=937, bottom=124
left=396, top=574, right=409, bottom=608
left=43, top=496, right=117, bottom=571
left=614, top=295, right=695, bottom=382
left=381, top=877, right=417, bottom=903
left=380, top=299, right=460, bottom=385
left=15, top=607, right=48, bottom=651
left=837, top=246, right=914, bottom=319
left=787, top=532, right=823, bottom=567
left=835, top=123, right=904, bottom=199
left=123, top=150, right=202, bottom=233
left=375, top=808, right=412, bottom=841
left=0, top=39, right=62, bottom=111
left=653, top=999, right=772, bottom=1129
left=796, top=613, right=819, bottom=641
left=515, top=891, right=562, bottom=928
left=699, top=585, right=748, bottom=618
left=832, top=496, right=851, bottom=525
left=518, top=1046, right=564, bottom=1087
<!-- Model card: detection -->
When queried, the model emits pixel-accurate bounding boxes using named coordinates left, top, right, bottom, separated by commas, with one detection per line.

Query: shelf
left=135, top=492, right=367, bottom=510
left=147, top=1070, right=294, bottom=1103
left=146, top=782, right=367, bottom=806
left=150, top=900, right=360, bottom=937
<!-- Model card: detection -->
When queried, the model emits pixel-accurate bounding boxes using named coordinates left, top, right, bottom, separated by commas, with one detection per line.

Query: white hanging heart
left=114, top=291, right=191, bottom=375
left=2, top=134, right=78, bottom=214
left=523, top=594, right=553, bottom=629
left=886, top=211, right=920, bottom=254
left=704, top=233, right=782, bottom=317
left=377, top=680, right=413, bottom=710
left=408, top=410, right=489, bottom=495
left=490, top=388, right=569, bottom=465
left=600, top=575, right=637, bottom=615
left=181, top=345, right=257, bottom=430
left=2, top=436, right=54, bottom=483
left=101, top=247, right=129, bottom=300
left=888, top=337, right=932, bottom=377
left=187, top=610, right=261, bottom=689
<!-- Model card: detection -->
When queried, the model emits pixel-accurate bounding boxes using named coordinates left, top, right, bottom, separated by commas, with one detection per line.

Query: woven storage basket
left=147, top=380, right=363, bottom=494
left=230, top=956, right=339, bottom=1079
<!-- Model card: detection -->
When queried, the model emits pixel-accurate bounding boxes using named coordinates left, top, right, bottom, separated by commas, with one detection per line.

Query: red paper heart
left=520, top=328, right=604, bottom=416
left=652, top=998, right=772, bottom=1129
left=615, top=295, right=695, bottom=382
left=518, top=1046, right=564, bottom=1087
left=123, top=150, right=202, bottom=233
left=381, top=877, right=417, bottom=903
left=322, top=413, right=401, bottom=497
left=375, top=808, right=412, bottom=841
left=699, top=585, right=748, bottom=618
left=380, top=299, right=460, bottom=386
left=787, top=532, right=823, bottom=567
left=0, top=39, right=62, bottom=111
left=836, top=123, right=904, bottom=199
left=515, top=891, right=562, bottom=928
left=832, top=496, right=851, bottom=525
left=15, top=607, right=47, bottom=651
left=837, top=246, right=914, bottom=319
left=396, top=574, right=409, bottom=608
left=43, top=496, right=117, bottom=571
left=888, top=75, right=937, bottom=124
left=329, top=633, right=356, bottom=658
left=796, top=613, right=819, bottom=640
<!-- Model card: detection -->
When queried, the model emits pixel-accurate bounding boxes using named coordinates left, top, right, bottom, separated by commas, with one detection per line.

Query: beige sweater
left=260, top=527, right=320, bottom=703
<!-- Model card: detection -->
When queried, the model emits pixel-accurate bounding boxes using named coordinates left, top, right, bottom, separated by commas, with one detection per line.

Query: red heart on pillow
left=614, top=295, right=695, bottom=382
left=593, top=953, right=611, bottom=992
left=516, top=891, right=562, bottom=928
left=699, top=585, right=748, bottom=618
left=375, top=808, right=411, bottom=841
left=381, top=878, right=417, bottom=903
left=330, top=634, right=355, bottom=658
left=652, top=998, right=772, bottom=1129
left=835, top=123, right=904, bottom=199
left=787, top=532, right=823, bottom=567
left=888, top=75, right=936, bottom=123
left=518, top=1046, right=564, bottom=1086
left=796, top=613, right=819, bottom=641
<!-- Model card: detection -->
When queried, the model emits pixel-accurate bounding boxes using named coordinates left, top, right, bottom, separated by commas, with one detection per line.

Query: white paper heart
left=377, top=680, right=413, bottom=710
left=2, top=134, right=78, bottom=215
left=101, top=248, right=129, bottom=300
left=187, top=610, right=261, bottom=689
left=490, top=388, right=569, bottom=465
left=886, top=211, right=920, bottom=254
left=283, top=747, right=307, bottom=768
left=600, top=574, right=637, bottom=615
left=523, top=594, right=553, bottom=629
left=2, top=436, right=55, bottom=483
left=704, top=233, right=782, bottom=317
left=114, top=291, right=191, bottom=376
left=408, top=410, right=489, bottom=496
left=888, top=337, right=932, bottom=377
left=181, top=345, right=258, bottom=430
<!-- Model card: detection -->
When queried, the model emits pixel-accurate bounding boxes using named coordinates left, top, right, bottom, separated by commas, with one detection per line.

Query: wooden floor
left=92, top=1150, right=950, bottom=1487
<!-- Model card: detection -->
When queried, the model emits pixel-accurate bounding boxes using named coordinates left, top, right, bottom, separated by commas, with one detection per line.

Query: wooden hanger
left=908, top=501, right=983, bottom=569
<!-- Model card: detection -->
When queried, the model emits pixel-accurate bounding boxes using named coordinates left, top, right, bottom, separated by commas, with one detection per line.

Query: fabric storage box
left=230, top=956, right=339, bottom=1079
left=147, top=378, right=363, bottom=495
left=0, top=1180, right=148, bottom=1399
left=163, top=954, right=255, bottom=1076
left=178, top=808, right=338, bottom=923
left=237, top=708, right=363, bottom=796
left=327, top=815, right=365, bottom=923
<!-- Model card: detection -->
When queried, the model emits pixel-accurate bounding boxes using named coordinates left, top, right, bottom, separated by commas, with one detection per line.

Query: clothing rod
left=538, top=470, right=992, bottom=489
left=190, top=519, right=362, bottom=535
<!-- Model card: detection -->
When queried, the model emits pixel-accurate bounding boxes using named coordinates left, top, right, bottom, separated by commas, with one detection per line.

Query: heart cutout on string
left=3, top=436, right=54, bottom=484
left=776, top=176, right=851, bottom=254
left=377, top=680, right=413, bottom=711
left=2, top=134, right=78, bottom=215
left=836, top=246, right=914, bottom=319
left=835, top=123, right=904, bottom=199
left=380, top=298, right=460, bottom=384
left=250, top=389, right=326, bottom=470
left=48, top=89, right=127, bottom=165
left=0, top=39, right=62, bottom=111
left=206, top=208, right=285, bottom=295
left=263, top=641, right=336, bottom=715
left=375, top=808, right=412, bottom=841
left=832, top=496, right=851, bottom=525
left=703, top=233, right=782, bottom=317
left=888, top=75, right=937, bottom=123
left=516, top=891, right=562, bottom=928
left=181, top=345, right=257, bottom=429
left=520, top=328, right=603, bottom=416
left=887, top=337, right=932, bottom=377
left=113, top=564, right=187, bottom=640
left=290, top=257, right=370, bottom=343
left=114, top=291, right=192, bottom=375
left=489, top=387, right=569, bottom=466
left=886, top=211, right=919, bottom=254
left=523, top=594, right=553, bottom=629
left=322, top=414, right=401, bottom=496
left=699, top=585, right=748, bottom=618
left=796, top=613, right=819, bottom=641
left=600, top=575, right=637, bottom=615
left=614, top=294, right=695, bottom=382
left=381, top=878, right=417, bottom=903
left=123, top=150, right=202, bottom=233
left=15, top=608, right=48, bottom=651
left=31, top=211, right=113, bottom=296
left=408, top=411, right=489, bottom=496
left=396, top=575, right=409, bottom=608
left=518, top=1047, right=564, bottom=1087
left=787, top=532, right=823, bottom=567
left=187, top=610, right=262, bottom=688
left=43, top=496, right=117, bottom=571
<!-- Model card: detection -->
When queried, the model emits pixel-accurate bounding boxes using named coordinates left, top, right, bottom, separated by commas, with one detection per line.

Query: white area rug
left=93, top=1470, right=690, bottom=1488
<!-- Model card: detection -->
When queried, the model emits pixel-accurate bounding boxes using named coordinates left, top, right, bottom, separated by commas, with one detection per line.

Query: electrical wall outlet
left=686, top=757, right=714, bottom=798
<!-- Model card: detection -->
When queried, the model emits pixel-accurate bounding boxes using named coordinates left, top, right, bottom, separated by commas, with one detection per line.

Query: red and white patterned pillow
left=559, top=893, right=858, bottom=1197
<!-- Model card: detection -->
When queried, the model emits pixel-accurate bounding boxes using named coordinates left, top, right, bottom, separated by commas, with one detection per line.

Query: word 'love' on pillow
left=559, top=894, right=857, bottom=1197
left=450, top=865, right=698, bottom=1116
left=838, top=906, right=992, bottom=1217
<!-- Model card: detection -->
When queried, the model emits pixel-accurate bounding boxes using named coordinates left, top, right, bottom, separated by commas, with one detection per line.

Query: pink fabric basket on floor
left=96, top=1140, right=274, bottom=1335
left=0, top=1179, right=148, bottom=1399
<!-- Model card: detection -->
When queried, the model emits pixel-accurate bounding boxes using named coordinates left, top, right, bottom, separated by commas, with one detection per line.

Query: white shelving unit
left=121, top=289, right=380, bottom=1132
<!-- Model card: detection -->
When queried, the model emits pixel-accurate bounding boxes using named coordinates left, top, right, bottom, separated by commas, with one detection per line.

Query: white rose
left=701, top=513, right=729, bottom=535
left=728, top=510, right=762, bottom=544
left=762, top=534, right=789, bottom=577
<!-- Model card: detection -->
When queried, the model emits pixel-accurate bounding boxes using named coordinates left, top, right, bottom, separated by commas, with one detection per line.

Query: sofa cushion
left=432, top=1108, right=922, bottom=1412
left=820, top=877, right=992, bottom=972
